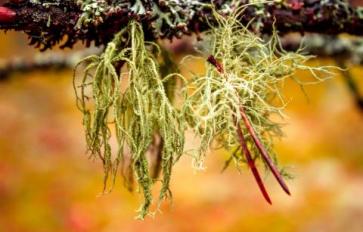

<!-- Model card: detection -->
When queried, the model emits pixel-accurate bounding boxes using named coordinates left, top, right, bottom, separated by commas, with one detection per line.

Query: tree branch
left=0, top=47, right=101, bottom=80
left=1, top=0, right=363, bottom=50
left=282, top=34, right=363, bottom=64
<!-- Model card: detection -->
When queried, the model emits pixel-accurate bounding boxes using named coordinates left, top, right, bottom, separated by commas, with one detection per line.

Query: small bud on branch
left=0, top=6, right=15, bottom=23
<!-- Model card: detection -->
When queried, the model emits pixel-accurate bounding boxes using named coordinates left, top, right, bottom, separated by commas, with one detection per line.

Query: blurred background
left=0, top=27, right=363, bottom=232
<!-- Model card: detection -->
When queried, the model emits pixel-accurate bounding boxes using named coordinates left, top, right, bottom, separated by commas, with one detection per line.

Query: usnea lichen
left=74, top=4, right=335, bottom=219
left=184, top=8, right=307, bottom=169
left=183, top=7, right=334, bottom=202
left=74, top=20, right=186, bottom=219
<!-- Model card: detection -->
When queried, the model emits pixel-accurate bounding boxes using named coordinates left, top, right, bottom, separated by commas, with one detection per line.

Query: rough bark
left=1, top=0, right=363, bottom=50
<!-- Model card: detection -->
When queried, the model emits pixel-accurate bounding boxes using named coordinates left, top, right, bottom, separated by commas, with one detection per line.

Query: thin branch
left=282, top=34, right=363, bottom=64
left=4, top=34, right=363, bottom=79
left=0, top=47, right=102, bottom=80
left=335, top=59, right=363, bottom=111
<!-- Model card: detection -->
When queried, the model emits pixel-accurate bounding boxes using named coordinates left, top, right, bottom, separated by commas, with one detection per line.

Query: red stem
left=239, top=106, right=291, bottom=195
left=207, top=55, right=224, bottom=74
left=234, top=116, right=272, bottom=204
left=208, top=54, right=289, bottom=199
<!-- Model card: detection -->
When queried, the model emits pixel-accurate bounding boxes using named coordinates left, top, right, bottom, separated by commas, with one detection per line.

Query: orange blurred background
left=0, top=30, right=363, bottom=232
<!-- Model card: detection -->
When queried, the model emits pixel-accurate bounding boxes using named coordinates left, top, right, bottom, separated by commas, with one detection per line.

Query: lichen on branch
left=74, top=20, right=186, bottom=219
left=1, top=0, right=363, bottom=50
left=1, top=0, right=340, bottom=219
left=183, top=7, right=335, bottom=203
left=72, top=2, right=337, bottom=217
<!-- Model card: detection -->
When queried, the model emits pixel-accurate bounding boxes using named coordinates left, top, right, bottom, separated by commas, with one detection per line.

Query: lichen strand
left=74, top=20, right=185, bottom=219
left=183, top=8, right=334, bottom=199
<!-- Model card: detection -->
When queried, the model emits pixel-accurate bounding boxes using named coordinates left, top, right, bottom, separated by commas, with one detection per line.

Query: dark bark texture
left=1, top=0, right=363, bottom=50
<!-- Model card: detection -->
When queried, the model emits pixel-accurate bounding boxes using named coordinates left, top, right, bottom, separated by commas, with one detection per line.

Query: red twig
left=239, top=106, right=291, bottom=196
left=208, top=55, right=271, bottom=202
left=234, top=116, right=272, bottom=204
left=207, top=55, right=224, bottom=74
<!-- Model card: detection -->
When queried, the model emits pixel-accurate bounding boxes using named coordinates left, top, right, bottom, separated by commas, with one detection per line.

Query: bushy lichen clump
left=183, top=8, right=333, bottom=201
left=184, top=9, right=308, bottom=168
left=74, top=4, right=335, bottom=219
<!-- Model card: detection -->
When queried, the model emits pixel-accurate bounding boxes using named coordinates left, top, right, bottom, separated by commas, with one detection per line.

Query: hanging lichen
left=73, top=3, right=336, bottom=219
left=183, top=7, right=335, bottom=202
left=74, top=20, right=186, bottom=219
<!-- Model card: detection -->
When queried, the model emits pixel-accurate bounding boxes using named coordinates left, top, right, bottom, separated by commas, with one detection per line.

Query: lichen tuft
left=74, top=20, right=185, bottom=219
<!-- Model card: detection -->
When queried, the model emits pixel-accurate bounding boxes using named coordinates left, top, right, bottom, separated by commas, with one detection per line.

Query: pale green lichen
left=183, top=7, right=335, bottom=171
left=73, top=4, right=336, bottom=219
left=74, top=20, right=185, bottom=219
